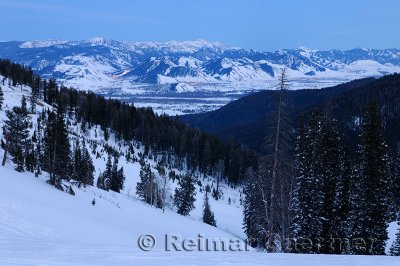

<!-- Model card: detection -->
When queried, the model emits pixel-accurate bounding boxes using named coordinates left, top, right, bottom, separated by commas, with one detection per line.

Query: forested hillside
left=180, top=77, right=386, bottom=153
left=183, top=71, right=400, bottom=254
left=0, top=59, right=250, bottom=243
left=0, top=59, right=258, bottom=185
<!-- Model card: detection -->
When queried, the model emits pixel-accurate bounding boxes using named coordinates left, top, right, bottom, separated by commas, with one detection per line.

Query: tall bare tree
left=267, top=68, right=293, bottom=251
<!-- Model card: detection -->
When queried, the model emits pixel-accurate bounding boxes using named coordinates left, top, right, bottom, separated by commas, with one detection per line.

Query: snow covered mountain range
left=1, top=38, right=400, bottom=91
left=2, top=38, right=400, bottom=115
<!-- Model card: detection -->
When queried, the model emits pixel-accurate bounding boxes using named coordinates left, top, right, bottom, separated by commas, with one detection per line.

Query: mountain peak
left=297, top=46, right=316, bottom=57
left=88, top=37, right=107, bottom=44
left=297, top=46, right=314, bottom=51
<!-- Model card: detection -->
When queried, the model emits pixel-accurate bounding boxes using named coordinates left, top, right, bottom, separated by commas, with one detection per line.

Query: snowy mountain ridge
left=1, top=39, right=400, bottom=92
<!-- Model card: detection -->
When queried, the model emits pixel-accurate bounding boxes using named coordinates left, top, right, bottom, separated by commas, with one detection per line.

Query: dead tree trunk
left=267, top=68, right=288, bottom=252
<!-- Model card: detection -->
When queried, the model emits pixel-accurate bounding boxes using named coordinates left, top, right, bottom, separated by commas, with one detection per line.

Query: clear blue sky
left=1, top=0, right=399, bottom=51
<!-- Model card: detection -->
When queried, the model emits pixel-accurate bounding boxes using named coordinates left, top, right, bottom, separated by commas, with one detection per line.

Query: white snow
left=19, top=40, right=68, bottom=48
left=1, top=162, right=399, bottom=265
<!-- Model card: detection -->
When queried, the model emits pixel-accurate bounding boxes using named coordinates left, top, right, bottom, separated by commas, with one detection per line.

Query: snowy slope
left=1, top=77, right=400, bottom=265
left=0, top=75, right=245, bottom=238
left=1, top=167, right=400, bottom=265
left=0, top=166, right=239, bottom=265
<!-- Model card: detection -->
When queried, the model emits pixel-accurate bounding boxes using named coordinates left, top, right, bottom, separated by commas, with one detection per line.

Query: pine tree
left=96, top=172, right=106, bottom=190
left=390, top=222, right=400, bottom=256
left=101, top=155, right=113, bottom=191
left=0, top=85, right=4, bottom=110
left=388, top=145, right=400, bottom=220
left=43, top=111, right=58, bottom=186
left=202, top=191, right=216, bottom=226
left=110, top=156, right=119, bottom=191
left=72, top=138, right=82, bottom=182
left=290, top=112, right=326, bottom=253
left=24, top=137, right=35, bottom=172
left=72, top=139, right=94, bottom=186
left=213, top=159, right=224, bottom=200
left=243, top=166, right=269, bottom=249
left=331, top=152, right=353, bottom=254
left=53, top=99, right=70, bottom=181
left=116, top=167, right=125, bottom=191
left=136, top=163, right=154, bottom=204
left=109, top=157, right=125, bottom=193
left=290, top=116, right=309, bottom=251
left=30, top=76, right=40, bottom=113
left=351, top=102, right=390, bottom=255
left=34, top=115, right=44, bottom=177
left=81, top=140, right=94, bottom=186
left=43, top=102, right=71, bottom=189
left=319, top=120, right=343, bottom=254
left=2, top=96, right=30, bottom=171
left=173, top=173, right=196, bottom=216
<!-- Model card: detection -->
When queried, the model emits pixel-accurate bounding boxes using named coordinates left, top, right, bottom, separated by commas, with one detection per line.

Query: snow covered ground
left=1, top=166, right=400, bottom=265
left=0, top=77, right=399, bottom=265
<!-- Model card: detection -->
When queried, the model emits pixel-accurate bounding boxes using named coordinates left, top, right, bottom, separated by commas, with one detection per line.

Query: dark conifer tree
left=202, top=191, right=216, bottom=226
left=243, top=166, right=269, bottom=249
left=53, top=98, right=70, bottom=181
left=331, top=152, right=353, bottom=254
left=2, top=96, right=30, bottom=171
left=390, top=222, right=400, bottom=256
left=81, top=140, right=95, bottom=186
left=116, top=167, right=125, bottom=191
left=290, top=116, right=309, bottom=252
left=34, top=115, right=44, bottom=177
left=43, top=111, right=59, bottom=187
left=96, top=172, right=106, bottom=190
left=72, top=138, right=83, bottom=182
left=351, top=102, right=390, bottom=255
left=110, top=157, right=119, bottom=188
left=319, top=120, right=343, bottom=254
left=30, top=76, right=40, bottom=113
left=43, top=101, right=71, bottom=189
left=290, top=111, right=326, bottom=253
left=136, top=163, right=154, bottom=204
left=101, top=155, right=113, bottom=191
left=109, top=157, right=125, bottom=193
left=388, top=145, right=400, bottom=219
left=24, top=137, right=35, bottom=172
left=0, top=85, right=4, bottom=110
left=173, top=173, right=196, bottom=216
